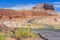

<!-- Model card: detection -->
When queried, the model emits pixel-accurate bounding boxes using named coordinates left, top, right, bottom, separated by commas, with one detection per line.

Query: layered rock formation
left=32, top=4, right=54, bottom=11
left=0, top=3, right=59, bottom=28
left=32, top=3, right=58, bottom=15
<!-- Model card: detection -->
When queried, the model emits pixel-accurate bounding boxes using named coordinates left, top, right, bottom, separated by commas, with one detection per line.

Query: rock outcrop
left=32, top=3, right=54, bottom=12
left=0, top=24, right=10, bottom=32
left=0, top=3, right=59, bottom=28
left=0, top=9, right=55, bottom=20
left=0, top=4, right=57, bottom=20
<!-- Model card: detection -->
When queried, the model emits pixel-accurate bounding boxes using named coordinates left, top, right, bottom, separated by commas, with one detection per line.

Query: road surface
left=32, top=29, right=60, bottom=40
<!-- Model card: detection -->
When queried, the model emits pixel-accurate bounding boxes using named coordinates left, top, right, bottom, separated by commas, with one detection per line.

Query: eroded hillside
left=0, top=3, right=60, bottom=28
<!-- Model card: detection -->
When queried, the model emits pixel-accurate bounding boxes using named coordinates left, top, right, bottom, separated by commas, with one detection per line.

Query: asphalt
left=32, top=29, right=60, bottom=40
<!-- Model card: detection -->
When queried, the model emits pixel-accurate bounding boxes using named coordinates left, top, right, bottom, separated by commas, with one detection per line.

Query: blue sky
left=0, top=0, right=60, bottom=12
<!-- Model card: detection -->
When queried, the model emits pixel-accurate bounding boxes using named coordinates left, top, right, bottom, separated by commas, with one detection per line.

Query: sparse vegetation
left=15, top=28, right=39, bottom=38
left=0, top=32, right=6, bottom=40
left=0, top=28, right=40, bottom=40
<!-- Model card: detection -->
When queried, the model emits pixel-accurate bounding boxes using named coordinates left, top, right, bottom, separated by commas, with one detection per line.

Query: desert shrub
left=0, top=32, right=6, bottom=40
left=52, top=25, right=60, bottom=29
left=44, top=24, right=60, bottom=30
left=15, top=28, right=38, bottom=38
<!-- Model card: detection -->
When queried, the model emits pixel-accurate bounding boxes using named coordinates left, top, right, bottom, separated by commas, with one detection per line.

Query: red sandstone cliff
left=0, top=3, right=59, bottom=20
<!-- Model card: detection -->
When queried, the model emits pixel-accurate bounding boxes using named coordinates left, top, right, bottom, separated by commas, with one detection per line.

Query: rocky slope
left=0, top=3, right=60, bottom=28
left=0, top=4, right=57, bottom=20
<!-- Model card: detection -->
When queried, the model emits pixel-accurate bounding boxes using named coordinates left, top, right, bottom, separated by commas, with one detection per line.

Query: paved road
left=32, top=29, right=60, bottom=40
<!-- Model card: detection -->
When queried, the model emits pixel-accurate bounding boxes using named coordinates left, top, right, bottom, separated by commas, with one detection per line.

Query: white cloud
left=4, top=4, right=36, bottom=10
left=52, top=2, right=60, bottom=8
left=52, top=2, right=60, bottom=5
left=53, top=5, right=60, bottom=8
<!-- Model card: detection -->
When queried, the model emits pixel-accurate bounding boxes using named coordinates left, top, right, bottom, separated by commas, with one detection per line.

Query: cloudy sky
left=0, top=0, right=60, bottom=12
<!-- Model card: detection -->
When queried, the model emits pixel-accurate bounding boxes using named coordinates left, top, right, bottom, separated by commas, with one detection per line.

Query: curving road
left=32, top=29, right=60, bottom=40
